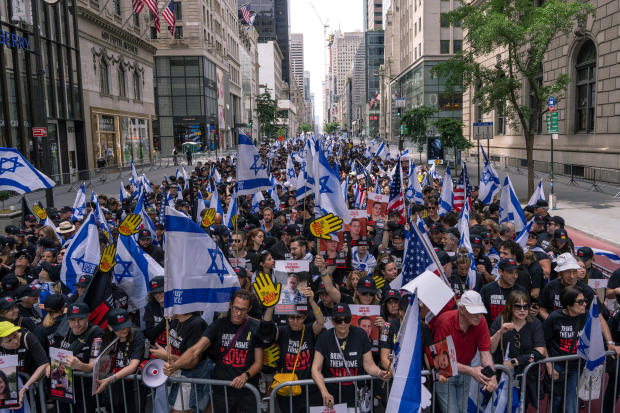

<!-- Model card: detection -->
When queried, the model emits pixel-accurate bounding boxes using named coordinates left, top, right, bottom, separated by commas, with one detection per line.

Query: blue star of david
left=72, top=253, right=98, bottom=275
left=207, top=248, right=228, bottom=283
left=405, top=187, right=414, bottom=199
left=318, top=176, right=332, bottom=194
left=287, top=168, right=296, bottom=180
left=113, top=257, right=133, bottom=283
left=480, top=170, right=493, bottom=185
left=250, top=155, right=266, bottom=176
left=0, top=156, right=24, bottom=174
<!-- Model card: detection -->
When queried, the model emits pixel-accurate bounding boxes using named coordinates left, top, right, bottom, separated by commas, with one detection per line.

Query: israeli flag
left=236, top=133, right=271, bottom=195
left=526, top=179, right=546, bottom=207
left=212, top=165, right=222, bottom=184
left=182, top=165, right=189, bottom=189
left=163, top=207, right=240, bottom=317
left=316, top=145, right=352, bottom=224
left=458, top=200, right=478, bottom=290
left=209, top=188, right=224, bottom=217
left=224, top=190, right=238, bottom=229
left=141, top=175, right=154, bottom=194
left=0, top=147, right=56, bottom=193
left=60, top=213, right=100, bottom=290
left=195, top=190, right=207, bottom=224
left=578, top=296, right=606, bottom=372
left=438, top=166, right=453, bottom=216
left=268, top=175, right=281, bottom=210
left=478, top=144, right=500, bottom=204
left=386, top=292, right=423, bottom=412
left=499, top=176, right=527, bottom=232
left=114, top=232, right=164, bottom=311
left=375, top=141, right=388, bottom=160
left=405, top=162, right=424, bottom=204
left=573, top=247, right=620, bottom=264
left=286, top=153, right=297, bottom=184
left=296, top=139, right=315, bottom=200
left=119, top=181, right=130, bottom=202
left=71, top=183, right=86, bottom=221
left=130, top=158, right=139, bottom=183
left=341, top=176, right=348, bottom=203
left=91, top=192, right=110, bottom=239
left=251, top=191, right=264, bottom=214
left=515, top=218, right=534, bottom=250
left=134, top=190, right=159, bottom=246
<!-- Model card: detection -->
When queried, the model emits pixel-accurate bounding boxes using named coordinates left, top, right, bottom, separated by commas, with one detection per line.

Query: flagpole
left=166, top=317, right=171, bottom=362
left=414, top=220, right=449, bottom=284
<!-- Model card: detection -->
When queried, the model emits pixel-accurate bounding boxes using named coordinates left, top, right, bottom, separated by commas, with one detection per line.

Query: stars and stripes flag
left=240, top=3, right=252, bottom=24
left=132, top=0, right=144, bottom=15
left=144, top=0, right=158, bottom=19
left=454, top=163, right=471, bottom=212
left=369, top=91, right=380, bottom=109
left=387, top=159, right=405, bottom=224
left=162, top=0, right=175, bottom=36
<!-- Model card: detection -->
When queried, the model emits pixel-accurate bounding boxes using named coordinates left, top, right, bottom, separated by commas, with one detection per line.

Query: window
left=113, top=0, right=121, bottom=16
left=118, top=66, right=127, bottom=98
left=453, top=40, right=462, bottom=53
left=575, top=40, right=596, bottom=133
left=440, top=40, right=450, bottom=54
left=150, top=27, right=158, bottom=39
left=174, top=26, right=183, bottom=39
left=133, top=72, right=141, bottom=101
left=440, top=14, right=450, bottom=28
left=174, top=2, right=183, bottom=20
left=454, top=19, right=462, bottom=28
left=133, top=12, right=140, bottom=27
left=496, top=101, right=506, bottom=134
left=100, top=59, right=109, bottom=94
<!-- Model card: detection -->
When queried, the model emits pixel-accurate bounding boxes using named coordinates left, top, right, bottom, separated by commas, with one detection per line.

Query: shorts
left=167, top=360, right=211, bottom=412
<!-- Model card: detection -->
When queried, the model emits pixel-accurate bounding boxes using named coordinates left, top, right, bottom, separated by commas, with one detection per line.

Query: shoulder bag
left=271, top=326, right=305, bottom=397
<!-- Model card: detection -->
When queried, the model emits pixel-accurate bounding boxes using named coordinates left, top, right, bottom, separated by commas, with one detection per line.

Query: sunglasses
left=232, top=239, right=242, bottom=243
left=575, top=299, right=587, bottom=305
left=359, top=292, right=374, bottom=297
left=333, top=317, right=352, bottom=325
left=513, top=304, right=529, bottom=311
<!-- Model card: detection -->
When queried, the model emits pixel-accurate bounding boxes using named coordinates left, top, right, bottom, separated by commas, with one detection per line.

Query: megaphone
left=142, top=358, right=167, bottom=388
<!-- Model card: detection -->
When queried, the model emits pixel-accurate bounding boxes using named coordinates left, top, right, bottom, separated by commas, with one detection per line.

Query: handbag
left=333, top=330, right=372, bottom=413
left=271, top=326, right=305, bottom=397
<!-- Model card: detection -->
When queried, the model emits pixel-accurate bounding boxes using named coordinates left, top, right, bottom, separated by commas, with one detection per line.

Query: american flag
left=162, top=0, right=175, bottom=35
left=240, top=4, right=252, bottom=24
left=144, top=0, right=159, bottom=18
left=153, top=14, right=160, bottom=32
left=453, top=162, right=471, bottom=212
left=401, top=218, right=449, bottom=285
left=369, top=91, right=380, bottom=109
left=387, top=160, right=405, bottom=224
left=132, top=0, right=144, bottom=15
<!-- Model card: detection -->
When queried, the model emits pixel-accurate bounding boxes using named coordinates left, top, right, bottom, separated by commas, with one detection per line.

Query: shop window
left=118, top=66, right=127, bottom=98
left=575, top=39, right=596, bottom=133
left=100, top=59, right=110, bottom=95
left=134, top=72, right=141, bottom=101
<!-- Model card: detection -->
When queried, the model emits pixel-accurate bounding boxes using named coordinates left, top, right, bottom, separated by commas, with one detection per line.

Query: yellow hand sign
left=372, top=275, right=386, bottom=290
left=263, top=344, right=280, bottom=368
left=32, top=204, right=47, bottom=220
left=252, top=273, right=281, bottom=307
left=309, top=213, right=343, bottom=240
left=201, top=208, right=216, bottom=228
left=99, top=244, right=117, bottom=273
left=118, top=214, right=142, bottom=236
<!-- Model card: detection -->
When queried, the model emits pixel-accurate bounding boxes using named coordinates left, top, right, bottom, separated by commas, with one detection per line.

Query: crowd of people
left=0, top=136, right=619, bottom=413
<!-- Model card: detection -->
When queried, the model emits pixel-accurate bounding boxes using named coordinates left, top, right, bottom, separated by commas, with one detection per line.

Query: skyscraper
left=290, top=33, right=305, bottom=98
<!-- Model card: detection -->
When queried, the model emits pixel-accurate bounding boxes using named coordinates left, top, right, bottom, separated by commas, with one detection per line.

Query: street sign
left=548, top=96, right=556, bottom=112
left=546, top=112, right=558, bottom=134
left=394, top=98, right=406, bottom=108
left=400, top=124, right=408, bottom=135
left=473, top=122, right=493, bottom=140
left=32, top=127, right=47, bottom=137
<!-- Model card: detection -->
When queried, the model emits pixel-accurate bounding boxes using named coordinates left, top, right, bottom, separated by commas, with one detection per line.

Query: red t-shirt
left=430, top=310, right=491, bottom=365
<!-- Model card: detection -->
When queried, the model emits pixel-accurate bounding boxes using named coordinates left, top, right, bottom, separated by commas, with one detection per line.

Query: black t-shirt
left=143, top=301, right=166, bottom=346
left=276, top=323, right=315, bottom=380
left=543, top=310, right=586, bottom=368
left=607, top=309, right=620, bottom=343
left=59, top=324, right=105, bottom=363
left=540, top=279, right=595, bottom=313
left=18, top=304, right=42, bottom=326
left=0, top=331, right=49, bottom=375
left=203, top=316, right=264, bottom=384
left=608, top=270, right=620, bottom=304
left=168, top=314, right=207, bottom=358
left=110, top=329, right=145, bottom=373
left=479, top=282, right=528, bottom=326
left=33, top=315, right=67, bottom=354
left=318, top=293, right=353, bottom=318
left=526, top=261, right=545, bottom=291
left=489, top=317, right=544, bottom=366
left=448, top=271, right=482, bottom=299
left=515, top=266, right=533, bottom=294
left=378, top=319, right=401, bottom=351
left=321, top=250, right=351, bottom=286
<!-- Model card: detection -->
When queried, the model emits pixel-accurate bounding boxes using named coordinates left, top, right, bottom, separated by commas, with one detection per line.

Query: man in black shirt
left=137, top=230, right=164, bottom=266
left=480, top=258, right=528, bottom=326
left=576, top=247, right=605, bottom=279
left=16, top=285, right=42, bottom=325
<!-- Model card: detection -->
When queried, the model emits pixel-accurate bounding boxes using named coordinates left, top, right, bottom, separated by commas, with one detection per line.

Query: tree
left=298, top=123, right=312, bottom=134
left=276, top=127, right=287, bottom=139
left=435, top=118, right=472, bottom=172
left=400, top=106, right=437, bottom=148
left=255, top=87, right=278, bottom=140
left=432, top=0, right=593, bottom=196
left=323, top=121, right=339, bottom=134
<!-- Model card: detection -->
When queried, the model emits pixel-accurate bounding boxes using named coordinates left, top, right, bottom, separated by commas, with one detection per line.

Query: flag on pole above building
left=162, top=0, right=175, bottom=36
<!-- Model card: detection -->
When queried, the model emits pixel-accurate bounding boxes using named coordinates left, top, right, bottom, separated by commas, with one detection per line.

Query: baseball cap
left=234, top=267, right=249, bottom=279
left=14, top=249, right=32, bottom=261
left=356, top=236, right=369, bottom=247
left=43, top=294, right=65, bottom=312
left=550, top=216, right=565, bottom=227
left=138, top=229, right=152, bottom=240
left=284, top=224, right=301, bottom=236
left=1, top=274, right=20, bottom=293
left=382, top=289, right=400, bottom=304
left=60, top=206, right=73, bottom=213
left=107, top=309, right=133, bottom=331
left=429, top=222, right=442, bottom=233
left=316, top=281, right=327, bottom=294
left=15, top=284, right=41, bottom=299
left=0, top=296, right=18, bottom=311
left=576, top=247, right=594, bottom=262
left=436, top=250, right=454, bottom=266
left=67, top=302, right=90, bottom=319
left=357, top=276, right=378, bottom=294
left=459, top=291, right=487, bottom=314
left=149, top=276, right=164, bottom=293
left=535, top=199, right=549, bottom=208
left=534, top=215, right=547, bottom=224
left=470, top=234, right=483, bottom=247
left=0, top=321, right=20, bottom=338
left=40, top=262, right=61, bottom=280
left=333, top=303, right=352, bottom=318
left=498, top=258, right=519, bottom=271
left=554, top=228, right=568, bottom=241
left=73, top=275, right=93, bottom=288
left=25, top=214, right=37, bottom=223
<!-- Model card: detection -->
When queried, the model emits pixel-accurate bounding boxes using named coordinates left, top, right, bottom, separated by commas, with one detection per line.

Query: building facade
left=249, top=0, right=290, bottom=86
left=290, top=33, right=304, bottom=99
left=366, top=31, right=384, bottom=137
left=0, top=0, right=85, bottom=185
left=239, top=26, right=259, bottom=140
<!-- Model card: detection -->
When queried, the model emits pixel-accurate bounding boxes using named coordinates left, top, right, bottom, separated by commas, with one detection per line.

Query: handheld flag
left=285, top=153, right=297, bottom=184
left=119, top=181, right=130, bottom=202
left=515, top=218, right=534, bottom=250
left=195, top=190, right=207, bottom=224
left=438, top=166, right=453, bottom=216
left=224, top=189, right=238, bottom=229
left=526, top=179, right=546, bottom=207
left=457, top=199, right=478, bottom=290
left=209, top=187, right=225, bottom=217
left=387, top=159, right=405, bottom=224
left=60, top=213, right=101, bottom=290
left=236, top=133, right=271, bottom=195
left=315, top=146, right=352, bottom=224
left=0, top=147, right=55, bottom=193
left=71, top=183, right=86, bottom=221
left=405, top=162, right=424, bottom=205
left=478, top=144, right=500, bottom=204
left=577, top=296, right=606, bottom=372
left=163, top=207, right=240, bottom=317
left=499, top=176, right=527, bottom=232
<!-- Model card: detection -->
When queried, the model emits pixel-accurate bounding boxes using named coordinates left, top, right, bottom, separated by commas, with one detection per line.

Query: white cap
left=459, top=291, right=487, bottom=314
left=555, top=253, right=581, bottom=273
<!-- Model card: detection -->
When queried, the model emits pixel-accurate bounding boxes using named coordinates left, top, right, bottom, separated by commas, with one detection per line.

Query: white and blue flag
left=499, top=176, right=527, bottom=232
left=236, top=133, right=271, bottom=195
left=251, top=191, right=264, bottom=214
left=438, top=165, right=453, bottom=216
left=296, top=139, right=315, bottom=200
left=478, top=144, right=501, bottom=204
left=163, top=207, right=240, bottom=317
left=209, top=188, right=225, bottom=217
left=268, top=175, right=281, bottom=210
left=573, top=247, right=620, bottom=264
left=71, top=183, right=86, bottom=221
left=60, top=213, right=100, bottom=290
left=375, top=141, right=388, bottom=160
left=131, top=158, right=139, bottom=184
left=195, top=190, right=207, bottom=224
left=224, top=190, right=238, bottom=229
left=458, top=199, right=478, bottom=290
left=526, top=179, right=546, bottom=207
left=91, top=192, right=111, bottom=239
left=316, top=145, right=352, bottom=224
left=286, top=153, right=297, bottom=184
left=0, top=147, right=55, bottom=193
left=212, top=165, right=222, bottom=184
left=134, top=190, right=159, bottom=246
left=515, top=218, right=534, bottom=250
left=114, top=232, right=164, bottom=311
left=405, top=162, right=424, bottom=204
left=119, top=181, right=130, bottom=202
left=578, top=296, right=606, bottom=373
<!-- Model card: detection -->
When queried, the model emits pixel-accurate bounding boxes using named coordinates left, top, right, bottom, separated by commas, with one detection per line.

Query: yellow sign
left=201, top=208, right=216, bottom=228
left=119, top=214, right=142, bottom=236
left=310, top=213, right=343, bottom=240
left=99, top=244, right=117, bottom=273
left=252, top=273, right=281, bottom=307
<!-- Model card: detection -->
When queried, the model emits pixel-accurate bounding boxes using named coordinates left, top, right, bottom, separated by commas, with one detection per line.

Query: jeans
left=436, top=374, right=471, bottom=413
left=551, top=364, right=578, bottom=413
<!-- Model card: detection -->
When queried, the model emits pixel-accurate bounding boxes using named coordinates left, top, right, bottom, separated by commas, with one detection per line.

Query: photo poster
left=0, top=355, right=18, bottom=408
left=425, top=335, right=458, bottom=381
left=49, top=348, right=74, bottom=403
left=349, top=305, right=381, bottom=351
left=366, top=193, right=389, bottom=222
left=309, top=402, right=348, bottom=413
left=274, top=260, right=310, bottom=315
left=338, top=211, right=367, bottom=246
left=91, top=338, right=118, bottom=396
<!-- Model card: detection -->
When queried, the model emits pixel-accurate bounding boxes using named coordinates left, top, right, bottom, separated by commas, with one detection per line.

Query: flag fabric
left=526, top=179, right=546, bottom=207
left=212, top=165, right=222, bottom=184
left=158, top=185, right=167, bottom=223
left=387, top=159, right=405, bottom=224
left=286, top=153, right=297, bottom=184
left=82, top=268, right=113, bottom=329
left=162, top=0, right=175, bottom=35
left=209, top=187, right=224, bottom=217
left=405, top=162, right=424, bottom=205
left=481, top=344, right=518, bottom=413
left=134, top=190, right=159, bottom=246
left=316, top=145, right=352, bottom=224
left=454, top=163, right=471, bottom=212
left=341, top=176, right=348, bottom=204
left=499, top=176, right=527, bottom=232
left=119, top=181, right=130, bottom=202
left=251, top=191, right=264, bottom=214
left=143, top=0, right=158, bottom=19
left=375, top=142, right=388, bottom=160
left=386, top=292, right=422, bottom=412
left=0, top=147, right=55, bottom=193
left=478, top=144, right=500, bottom=204
left=458, top=200, right=478, bottom=290
left=60, top=213, right=101, bottom=290
left=577, top=296, right=606, bottom=372
left=130, top=158, right=139, bottom=185
left=295, top=140, right=315, bottom=200
left=132, top=0, right=144, bottom=15
left=91, top=192, right=111, bottom=241
left=240, top=3, right=252, bottom=24
left=515, top=218, right=534, bottom=250
left=71, top=183, right=86, bottom=221
left=195, top=190, right=207, bottom=223
left=163, top=207, right=240, bottom=317
left=438, top=166, right=453, bottom=216
left=114, top=233, right=164, bottom=311
left=573, top=247, right=620, bottom=264
left=224, top=190, right=238, bottom=229
left=268, top=175, right=281, bottom=210
left=236, top=133, right=271, bottom=195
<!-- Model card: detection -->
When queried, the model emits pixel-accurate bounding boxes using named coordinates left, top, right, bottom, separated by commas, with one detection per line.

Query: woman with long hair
left=33, top=294, right=66, bottom=353
left=247, top=228, right=266, bottom=254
